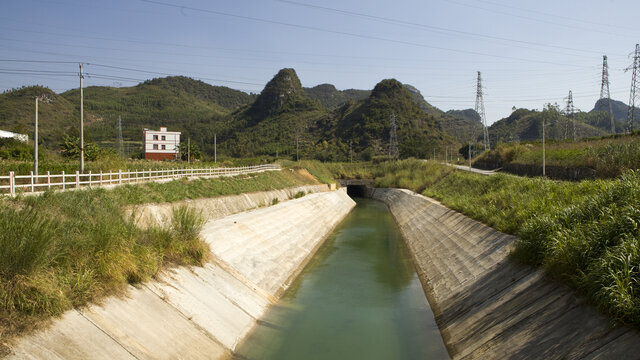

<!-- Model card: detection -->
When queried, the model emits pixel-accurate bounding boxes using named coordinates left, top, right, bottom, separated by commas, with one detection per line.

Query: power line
left=137, top=0, right=597, bottom=68
left=443, top=0, right=635, bottom=39
left=274, top=0, right=621, bottom=57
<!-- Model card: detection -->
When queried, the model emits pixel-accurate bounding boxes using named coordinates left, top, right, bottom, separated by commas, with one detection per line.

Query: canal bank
left=6, top=187, right=355, bottom=359
left=372, top=187, right=640, bottom=359
left=235, top=198, right=448, bottom=359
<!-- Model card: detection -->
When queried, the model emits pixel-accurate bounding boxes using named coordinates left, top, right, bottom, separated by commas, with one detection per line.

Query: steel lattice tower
left=475, top=71, right=490, bottom=150
left=627, top=44, right=640, bottom=133
left=388, top=111, right=399, bottom=159
left=565, top=90, right=576, bottom=141
left=600, top=55, right=615, bottom=133
left=117, top=115, right=124, bottom=157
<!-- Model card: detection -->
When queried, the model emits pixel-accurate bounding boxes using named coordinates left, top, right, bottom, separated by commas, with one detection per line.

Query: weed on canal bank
left=0, top=168, right=317, bottom=343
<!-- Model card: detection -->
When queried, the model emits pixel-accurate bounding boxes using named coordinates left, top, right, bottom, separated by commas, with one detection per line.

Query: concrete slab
left=372, top=188, right=640, bottom=359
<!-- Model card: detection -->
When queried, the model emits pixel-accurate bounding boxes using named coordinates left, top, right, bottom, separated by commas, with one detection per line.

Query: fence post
left=119, top=169, right=122, bottom=185
left=75, top=171, right=80, bottom=188
left=62, top=171, right=66, bottom=190
left=99, top=170, right=103, bottom=185
left=9, top=171, right=15, bottom=196
left=47, top=171, right=51, bottom=189
left=88, top=171, right=92, bottom=187
left=30, top=171, right=35, bottom=192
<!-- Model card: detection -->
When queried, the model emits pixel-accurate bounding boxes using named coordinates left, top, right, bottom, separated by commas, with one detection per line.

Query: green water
left=235, top=198, right=449, bottom=360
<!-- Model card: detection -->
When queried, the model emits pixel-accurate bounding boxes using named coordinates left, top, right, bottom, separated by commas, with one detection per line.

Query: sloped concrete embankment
left=372, top=188, right=640, bottom=359
left=8, top=188, right=355, bottom=360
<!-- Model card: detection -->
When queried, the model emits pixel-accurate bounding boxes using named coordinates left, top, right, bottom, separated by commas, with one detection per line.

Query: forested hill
left=1, top=69, right=477, bottom=160
left=303, top=84, right=370, bottom=110
left=0, top=77, right=256, bottom=149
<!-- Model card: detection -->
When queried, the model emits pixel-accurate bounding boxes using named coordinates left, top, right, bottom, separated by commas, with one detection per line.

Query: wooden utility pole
left=214, top=133, right=217, bottom=163
left=79, top=63, right=85, bottom=173
left=188, top=137, right=191, bottom=163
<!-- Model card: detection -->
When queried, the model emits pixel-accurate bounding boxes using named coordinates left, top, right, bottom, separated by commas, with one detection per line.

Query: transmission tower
left=565, top=90, right=576, bottom=141
left=475, top=71, right=490, bottom=150
left=600, top=55, right=615, bottom=133
left=627, top=44, right=640, bottom=133
left=117, top=115, right=124, bottom=157
left=388, top=111, right=399, bottom=159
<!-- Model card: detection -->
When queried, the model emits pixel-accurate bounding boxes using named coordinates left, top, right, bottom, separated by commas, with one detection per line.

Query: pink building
left=143, top=127, right=180, bottom=160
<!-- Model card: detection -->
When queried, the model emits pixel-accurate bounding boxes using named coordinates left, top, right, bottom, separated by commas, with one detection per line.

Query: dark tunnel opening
left=346, top=185, right=367, bottom=198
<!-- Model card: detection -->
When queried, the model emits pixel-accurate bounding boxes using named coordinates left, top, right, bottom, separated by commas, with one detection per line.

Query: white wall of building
left=144, top=127, right=180, bottom=155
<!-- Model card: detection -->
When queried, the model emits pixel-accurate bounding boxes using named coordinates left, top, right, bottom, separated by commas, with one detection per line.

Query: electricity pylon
left=565, top=90, right=576, bottom=141
left=626, top=44, right=640, bottom=133
left=600, top=55, right=615, bottom=133
left=475, top=71, right=490, bottom=150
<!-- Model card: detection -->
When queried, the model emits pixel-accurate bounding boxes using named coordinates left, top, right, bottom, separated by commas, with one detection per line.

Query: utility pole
left=34, top=97, right=39, bottom=176
left=600, top=55, right=615, bottom=133
left=214, top=133, right=217, bottom=163
left=188, top=137, right=191, bottom=163
left=626, top=44, right=640, bottom=133
left=349, top=139, right=353, bottom=163
left=475, top=71, right=490, bottom=151
left=388, top=111, right=399, bottom=159
left=79, top=63, right=85, bottom=173
left=296, top=136, right=299, bottom=162
left=117, top=115, right=124, bottom=158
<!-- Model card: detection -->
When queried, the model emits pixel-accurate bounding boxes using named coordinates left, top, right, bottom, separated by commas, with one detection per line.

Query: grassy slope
left=0, top=168, right=318, bottom=346
left=474, top=132, right=640, bottom=178
left=323, top=159, right=640, bottom=328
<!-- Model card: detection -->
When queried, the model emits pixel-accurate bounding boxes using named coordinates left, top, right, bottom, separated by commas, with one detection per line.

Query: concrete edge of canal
left=5, top=186, right=356, bottom=360
left=371, top=187, right=640, bottom=359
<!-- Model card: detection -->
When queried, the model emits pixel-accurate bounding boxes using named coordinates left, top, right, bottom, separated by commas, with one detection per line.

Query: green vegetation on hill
left=488, top=106, right=607, bottom=145
left=332, top=79, right=456, bottom=160
left=473, top=132, right=640, bottom=178
left=303, top=83, right=370, bottom=110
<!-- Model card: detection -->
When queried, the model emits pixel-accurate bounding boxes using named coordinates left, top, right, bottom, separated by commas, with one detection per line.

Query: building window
left=161, top=135, right=166, bottom=141
left=161, top=145, right=166, bottom=150
left=153, top=144, right=158, bottom=150
left=153, top=135, right=158, bottom=140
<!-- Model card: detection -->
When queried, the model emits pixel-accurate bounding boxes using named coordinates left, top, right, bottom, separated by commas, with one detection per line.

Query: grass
left=0, top=166, right=318, bottom=344
left=473, top=132, right=640, bottom=178
left=328, top=159, right=640, bottom=329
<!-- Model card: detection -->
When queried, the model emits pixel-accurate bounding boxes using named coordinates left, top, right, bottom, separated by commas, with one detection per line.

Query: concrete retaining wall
left=130, top=184, right=331, bottom=228
left=7, top=188, right=355, bottom=359
left=372, top=188, right=640, bottom=359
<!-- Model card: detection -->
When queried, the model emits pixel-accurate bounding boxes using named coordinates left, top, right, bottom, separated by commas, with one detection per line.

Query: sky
left=1, top=0, right=640, bottom=124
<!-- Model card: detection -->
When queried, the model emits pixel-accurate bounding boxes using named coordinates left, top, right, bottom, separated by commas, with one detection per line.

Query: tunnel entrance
left=346, top=185, right=367, bottom=198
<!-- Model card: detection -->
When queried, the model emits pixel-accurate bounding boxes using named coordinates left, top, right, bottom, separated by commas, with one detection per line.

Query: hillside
left=331, top=79, right=456, bottom=159
left=214, top=68, right=327, bottom=158
left=489, top=107, right=607, bottom=144
left=0, top=86, right=77, bottom=148
left=441, top=109, right=483, bottom=144
left=303, top=84, right=370, bottom=110
left=590, top=98, right=638, bottom=132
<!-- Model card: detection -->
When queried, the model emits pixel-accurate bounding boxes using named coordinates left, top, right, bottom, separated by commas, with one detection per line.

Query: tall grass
left=0, top=166, right=318, bottom=341
left=366, top=159, right=640, bottom=328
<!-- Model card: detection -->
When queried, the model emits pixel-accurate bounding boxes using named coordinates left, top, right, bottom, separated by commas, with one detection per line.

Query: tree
left=177, top=141, right=201, bottom=161
left=59, top=135, right=102, bottom=161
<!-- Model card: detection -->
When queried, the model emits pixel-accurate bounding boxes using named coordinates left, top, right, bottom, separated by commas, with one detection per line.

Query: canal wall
left=7, top=188, right=356, bottom=359
left=371, top=188, right=640, bottom=359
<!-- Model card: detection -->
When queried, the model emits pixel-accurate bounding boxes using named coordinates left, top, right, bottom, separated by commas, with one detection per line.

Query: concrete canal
left=235, top=198, right=449, bottom=359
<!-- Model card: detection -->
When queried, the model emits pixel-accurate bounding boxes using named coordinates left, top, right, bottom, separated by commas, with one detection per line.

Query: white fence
left=0, top=164, right=281, bottom=196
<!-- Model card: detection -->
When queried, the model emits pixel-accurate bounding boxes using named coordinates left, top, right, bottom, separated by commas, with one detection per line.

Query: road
left=451, top=164, right=498, bottom=175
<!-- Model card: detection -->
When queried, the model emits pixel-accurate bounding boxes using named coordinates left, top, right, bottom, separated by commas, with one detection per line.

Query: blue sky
left=1, top=0, right=640, bottom=124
